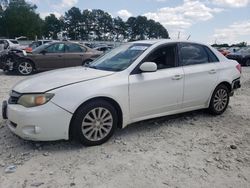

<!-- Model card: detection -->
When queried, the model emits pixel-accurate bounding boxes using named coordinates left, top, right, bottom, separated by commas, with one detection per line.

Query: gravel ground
left=0, top=68, right=249, bottom=188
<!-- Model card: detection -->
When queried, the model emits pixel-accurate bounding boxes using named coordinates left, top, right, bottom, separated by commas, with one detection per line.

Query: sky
left=26, top=0, right=250, bottom=44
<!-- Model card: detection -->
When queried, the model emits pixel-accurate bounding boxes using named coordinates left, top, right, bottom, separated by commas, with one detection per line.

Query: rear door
left=179, top=43, right=219, bottom=108
left=64, top=43, right=85, bottom=67
left=34, top=43, right=65, bottom=70
left=129, top=43, right=184, bottom=121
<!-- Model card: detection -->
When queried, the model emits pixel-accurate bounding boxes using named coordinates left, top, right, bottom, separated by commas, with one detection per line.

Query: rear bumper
left=232, top=78, right=241, bottom=90
left=230, top=78, right=241, bottom=96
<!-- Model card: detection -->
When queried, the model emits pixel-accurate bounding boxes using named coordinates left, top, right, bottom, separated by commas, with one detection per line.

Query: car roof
left=132, top=39, right=209, bottom=46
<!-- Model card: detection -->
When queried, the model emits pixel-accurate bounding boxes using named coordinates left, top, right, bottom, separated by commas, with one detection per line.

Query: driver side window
left=46, top=43, right=65, bottom=53
left=144, top=44, right=177, bottom=69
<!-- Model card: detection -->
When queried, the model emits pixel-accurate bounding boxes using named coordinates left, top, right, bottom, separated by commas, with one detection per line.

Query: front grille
left=8, top=90, right=21, bottom=104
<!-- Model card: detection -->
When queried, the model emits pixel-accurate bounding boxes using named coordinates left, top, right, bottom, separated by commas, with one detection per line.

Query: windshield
left=89, top=43, right=151, bottom=71
left=32, top=42, right=51, bottom=53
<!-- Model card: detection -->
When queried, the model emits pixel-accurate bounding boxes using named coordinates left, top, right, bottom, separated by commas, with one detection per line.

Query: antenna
left=187, top=35, right=191, bottom=40
left=178, top=31, right=180, bottom=39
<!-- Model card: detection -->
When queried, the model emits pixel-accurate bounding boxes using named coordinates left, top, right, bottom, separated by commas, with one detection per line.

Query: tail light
left=236, top=64, right=242, bottom=74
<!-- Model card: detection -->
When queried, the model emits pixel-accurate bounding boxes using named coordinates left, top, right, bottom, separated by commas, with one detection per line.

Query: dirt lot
left=0, top=68, right=249, bottom=188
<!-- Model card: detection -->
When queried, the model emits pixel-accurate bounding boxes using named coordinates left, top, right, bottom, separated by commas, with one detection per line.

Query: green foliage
left=0, top=0, right=43, bottom=39
left=43, top=14, right=62, bottom=40
left=0, top=1, right=169, bottom=41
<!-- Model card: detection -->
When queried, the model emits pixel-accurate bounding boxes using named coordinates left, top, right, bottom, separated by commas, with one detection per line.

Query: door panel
left=34, top=53, right=64, bottom=70
left=34, top=43, right=65, bottom=70
left=129, top=67, right=184, bottom=121
left=64, top=53, right=84, bottom=67
left=64, top=43, right=85, bottom=67
left=182, top=63, right=218, bottom=108
left=178, top=43, right=219, bottom=108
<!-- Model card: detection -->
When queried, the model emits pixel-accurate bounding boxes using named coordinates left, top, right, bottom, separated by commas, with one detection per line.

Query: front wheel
left=16, top=60, right=34, bottom=75
left=71, top=100, right=118, bottom=146
left=208, top=84, right=230, bottom=115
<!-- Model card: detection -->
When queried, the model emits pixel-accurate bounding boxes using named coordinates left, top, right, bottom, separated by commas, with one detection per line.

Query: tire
left=71, top=100, right=118, bottom=146
left=16, top=60, right=34, bottom=75
left=208, top=84, right=230, bottom=115
left=245, top=59, right=250, bottom=67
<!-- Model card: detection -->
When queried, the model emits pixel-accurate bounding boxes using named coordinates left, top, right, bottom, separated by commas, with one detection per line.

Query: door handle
left=58, top=55, right=62, bottom=57
left=209, top=69, right=216, bottom=74
left=172, top=75, right=183, bottom=80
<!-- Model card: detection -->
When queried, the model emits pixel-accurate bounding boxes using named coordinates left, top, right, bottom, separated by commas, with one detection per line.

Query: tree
left=0, top=0, right=43, bottom=39
left=43, top=14, right=62, bottom=39
left=127, top=16, right=169, bottom=41
left=113, top=17, right=127, bottom=41
left=64, top=7, right=82, bottom=40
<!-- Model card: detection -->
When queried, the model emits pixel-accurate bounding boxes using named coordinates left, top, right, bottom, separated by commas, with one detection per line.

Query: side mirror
left=140, top=62, right=157, bottom=72
left=40, top=50, right=47, bottom=55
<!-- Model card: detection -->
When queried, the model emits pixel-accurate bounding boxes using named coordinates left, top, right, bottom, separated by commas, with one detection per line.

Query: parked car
left=218, top=47, right=230, bottom=56
left=226, top=46, right=250, bottom=66
left=0, top=41, right=102, bottom=75
left=2, top=40, right=241, bottom=146
left=0, top=39, right=21, bottom=50
left=24, top=40, right=53, bottom=53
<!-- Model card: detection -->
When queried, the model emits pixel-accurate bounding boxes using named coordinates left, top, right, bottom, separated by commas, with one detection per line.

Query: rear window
left=204, top=47, right=219, bottom=62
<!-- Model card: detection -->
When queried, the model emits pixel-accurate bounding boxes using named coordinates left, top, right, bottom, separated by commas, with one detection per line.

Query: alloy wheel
left=213, top=88, right=228, bottom=112
left=81, top=107, right=113, bottom=141
left=18, top=62, right=33, bottom=75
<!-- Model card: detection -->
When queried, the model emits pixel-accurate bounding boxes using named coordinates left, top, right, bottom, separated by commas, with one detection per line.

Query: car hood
left=12, top=67, right=114, bottom=93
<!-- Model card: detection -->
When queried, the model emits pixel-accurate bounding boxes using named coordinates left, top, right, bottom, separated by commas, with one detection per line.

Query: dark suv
left=227, top=47, right=250, bottom=66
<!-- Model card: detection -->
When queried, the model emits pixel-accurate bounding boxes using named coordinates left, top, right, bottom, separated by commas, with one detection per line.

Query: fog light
left=22, top=126, right=41, bottom=135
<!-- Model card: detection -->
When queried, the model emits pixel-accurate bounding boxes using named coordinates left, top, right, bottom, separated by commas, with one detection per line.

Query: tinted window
left=145, top=45, right=176, bottom=69
left=180, top=44, right=209, bottom=66
left=205, top=47, right=219, bottom=62
left=66, top=43, right=83, bottom=52
left=46, top=43, right=65, bottom=53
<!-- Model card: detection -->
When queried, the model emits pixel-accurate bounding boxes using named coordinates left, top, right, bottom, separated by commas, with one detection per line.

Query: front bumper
left=2, top=101, right=72, bottom=141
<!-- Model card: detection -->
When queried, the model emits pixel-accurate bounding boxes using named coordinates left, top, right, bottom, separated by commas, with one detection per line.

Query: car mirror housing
left=140, top=62, right=157, bottom=72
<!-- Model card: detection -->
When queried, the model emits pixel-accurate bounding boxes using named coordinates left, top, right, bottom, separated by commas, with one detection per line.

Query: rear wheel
left=71, top=100, right=118, bottom=146
left=16, top=60, right=34, bottom=75
left=208, top=84, right=230, bottom=115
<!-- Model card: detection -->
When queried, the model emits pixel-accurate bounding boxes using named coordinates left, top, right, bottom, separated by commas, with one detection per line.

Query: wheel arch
left=207, top=81, right=232, bottom=106
left=16, top=57, right=36, bottom=70
left=69, top=96, right=123, bottom=139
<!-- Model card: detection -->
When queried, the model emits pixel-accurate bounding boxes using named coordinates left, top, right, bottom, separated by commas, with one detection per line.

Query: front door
left=129, top=44, right=184, bottom=121
left=35, top=43, right=65, bottom=70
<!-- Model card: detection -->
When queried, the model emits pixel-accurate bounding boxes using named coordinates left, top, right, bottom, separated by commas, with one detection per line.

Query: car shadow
left=1, top=109, right=213, bottom=153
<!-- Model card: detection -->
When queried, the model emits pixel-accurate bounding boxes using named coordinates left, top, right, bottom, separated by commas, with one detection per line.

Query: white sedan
left=2, top=40, right=241, bottom=146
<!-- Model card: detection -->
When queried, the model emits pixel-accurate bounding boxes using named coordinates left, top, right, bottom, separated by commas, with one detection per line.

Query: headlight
left=17, top=93, right=54, bottom=107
